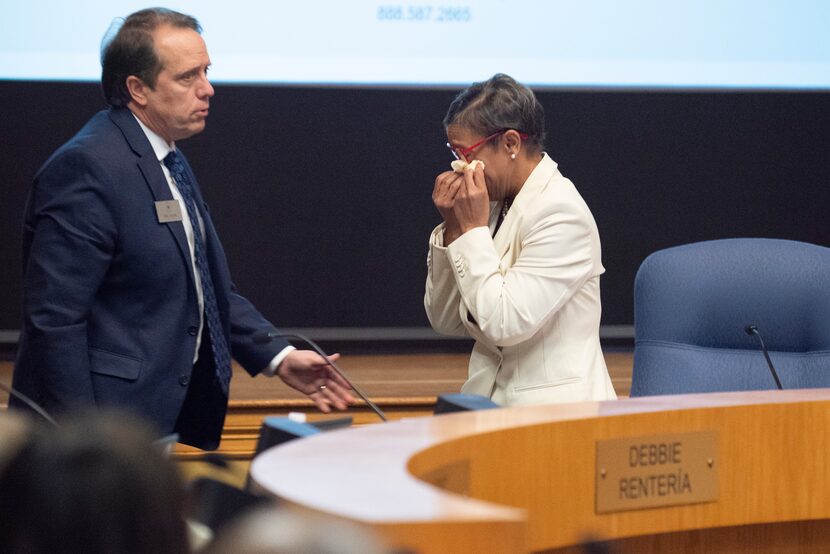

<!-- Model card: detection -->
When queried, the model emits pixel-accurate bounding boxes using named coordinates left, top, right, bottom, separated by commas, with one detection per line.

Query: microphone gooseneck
left=0, top=381, right=57, bottom=425
left=254, top=330, right=388, bottom=422
left=744, top=324, right=784, bottom=390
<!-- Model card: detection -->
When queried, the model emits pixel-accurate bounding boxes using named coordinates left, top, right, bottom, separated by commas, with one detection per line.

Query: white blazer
left=424, top=154, right=617, bottom=406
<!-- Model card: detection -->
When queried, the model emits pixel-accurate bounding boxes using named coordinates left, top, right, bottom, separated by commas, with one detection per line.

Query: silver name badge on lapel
left=155, top=200, right=183, bottom=223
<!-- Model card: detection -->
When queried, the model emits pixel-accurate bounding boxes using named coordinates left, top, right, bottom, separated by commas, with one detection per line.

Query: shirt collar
left=132, top=113, right=175, bottom=162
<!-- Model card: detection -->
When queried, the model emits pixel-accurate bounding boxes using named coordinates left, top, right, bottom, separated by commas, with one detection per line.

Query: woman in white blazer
left=424, top=74, right=616, bottom=407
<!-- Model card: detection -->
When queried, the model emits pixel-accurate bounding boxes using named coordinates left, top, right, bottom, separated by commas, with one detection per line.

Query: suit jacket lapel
left=493, top=154, right=559, bottom=260
left=492, top=202, right=515, bottom=260
left=108, top=108, right=196, bottom=288
left=176, top=153, right=231, bottom=312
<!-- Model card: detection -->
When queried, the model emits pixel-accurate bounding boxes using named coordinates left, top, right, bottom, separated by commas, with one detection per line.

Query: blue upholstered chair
left=630, top=238, right=830, bottom=396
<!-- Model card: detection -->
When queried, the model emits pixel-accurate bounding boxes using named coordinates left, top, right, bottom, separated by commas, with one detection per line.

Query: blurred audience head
left=0, top=410, right=188, bottom=554
left=204, top=505, right=387, bottom=554
left=0, top=411, right=30, bottom=475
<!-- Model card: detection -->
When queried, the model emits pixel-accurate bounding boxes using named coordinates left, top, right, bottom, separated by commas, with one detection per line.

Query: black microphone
left=744, top=325, right=783, bottom=390
left=0, top=381, right=57, bottom=425
left=253, top=330, right=388, bottom=422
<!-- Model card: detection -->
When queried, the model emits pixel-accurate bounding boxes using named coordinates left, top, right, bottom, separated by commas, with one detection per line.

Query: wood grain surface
left=251, top=389, right=830, bottom=553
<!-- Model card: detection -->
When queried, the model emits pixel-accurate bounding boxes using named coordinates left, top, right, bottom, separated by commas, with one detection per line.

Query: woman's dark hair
left=0, top=411, right=189, bottom=554
left=101, top=7, right=201, bottom=107
left=443, top=73, right=546, bottom=152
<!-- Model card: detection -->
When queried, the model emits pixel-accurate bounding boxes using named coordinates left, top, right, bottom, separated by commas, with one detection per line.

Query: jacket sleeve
left=424, top=223, right=468, bottom=337
left=227, top=283, right=291, bottom=377
left=182, top=151, right=292, bottom=378
left=20, top=148, right=117, bottom=408
left=446, top=208, right=595, bottom=347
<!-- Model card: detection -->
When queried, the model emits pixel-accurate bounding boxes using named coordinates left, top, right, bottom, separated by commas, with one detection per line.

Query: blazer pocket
left=513, top=376, right=581, bottom=394
left=89, top=347, right=144, bottom=381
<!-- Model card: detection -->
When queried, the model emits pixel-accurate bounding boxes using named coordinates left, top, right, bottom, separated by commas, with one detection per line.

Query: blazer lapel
left=108, top=108, right=196, bottom=287
left=493, top=154, right=559, bottom=260
left=492, top=202, right=516, bottom=260
left=177, top=153, right=231, bottom=313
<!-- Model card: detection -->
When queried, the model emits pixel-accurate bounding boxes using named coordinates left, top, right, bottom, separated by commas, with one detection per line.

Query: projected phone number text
left=377, top=5, right=472, bottom=22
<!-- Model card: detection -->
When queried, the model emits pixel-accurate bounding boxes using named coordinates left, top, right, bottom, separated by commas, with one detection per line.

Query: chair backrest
left=631, top=238, right=830, bottom=396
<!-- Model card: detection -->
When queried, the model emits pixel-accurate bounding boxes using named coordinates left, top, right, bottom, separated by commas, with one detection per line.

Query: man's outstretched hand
left=277, top=350, right=354, bottom=412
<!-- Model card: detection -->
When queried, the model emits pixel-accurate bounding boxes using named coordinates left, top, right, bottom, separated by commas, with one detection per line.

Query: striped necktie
left=163, top=150, right=232, bottom=396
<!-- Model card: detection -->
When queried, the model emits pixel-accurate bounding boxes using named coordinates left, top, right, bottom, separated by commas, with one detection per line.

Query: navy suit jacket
left=12, top=107, right=290, bottom=449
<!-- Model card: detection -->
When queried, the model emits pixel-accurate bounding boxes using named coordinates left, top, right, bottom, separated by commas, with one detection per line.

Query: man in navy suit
left=11, top=8, right=352, bottom=449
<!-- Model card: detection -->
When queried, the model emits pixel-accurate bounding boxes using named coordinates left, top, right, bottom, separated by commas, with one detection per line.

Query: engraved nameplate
left=596, top=431, right=718, bottom=513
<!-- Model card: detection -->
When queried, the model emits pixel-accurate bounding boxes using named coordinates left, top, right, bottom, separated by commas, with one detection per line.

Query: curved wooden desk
left=251, top=389, right=830, bottom=553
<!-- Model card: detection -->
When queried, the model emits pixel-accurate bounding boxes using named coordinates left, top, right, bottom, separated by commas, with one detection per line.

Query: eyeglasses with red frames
left=446, top=129, right=529, bottom=162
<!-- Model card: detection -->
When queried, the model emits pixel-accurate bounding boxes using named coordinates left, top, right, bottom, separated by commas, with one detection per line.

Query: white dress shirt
left=134, top=115, right=292, bottom=376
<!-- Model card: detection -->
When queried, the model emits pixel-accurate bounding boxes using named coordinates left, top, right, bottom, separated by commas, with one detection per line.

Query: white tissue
left=450, top=159, right=485, bottom=173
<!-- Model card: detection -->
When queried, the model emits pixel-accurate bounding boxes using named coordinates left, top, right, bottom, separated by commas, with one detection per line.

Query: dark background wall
left=1, top=81, right=829, bottom=332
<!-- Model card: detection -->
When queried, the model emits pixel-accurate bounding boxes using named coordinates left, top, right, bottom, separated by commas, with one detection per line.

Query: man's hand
left=277, top=350, right=354, bottom=412
left=453, top=163, right=490, bottom=234
left=432, top=170, right=465, bottom=245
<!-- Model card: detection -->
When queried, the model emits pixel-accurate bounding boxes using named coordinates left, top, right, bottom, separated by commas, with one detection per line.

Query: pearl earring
left=510, top=153, right=516, bottom=160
